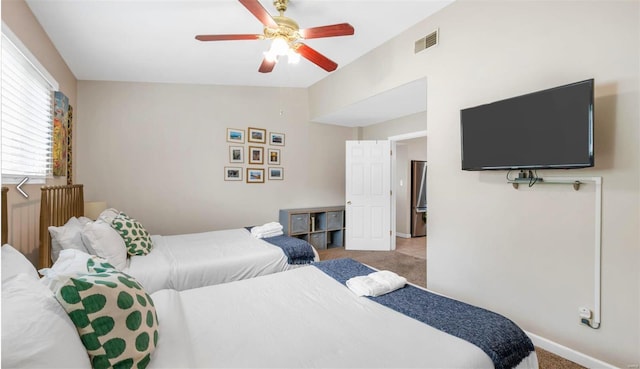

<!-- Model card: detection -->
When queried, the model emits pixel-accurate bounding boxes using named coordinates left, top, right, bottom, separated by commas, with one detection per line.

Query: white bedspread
left=124, top=228, right=316, bottom=294
left=149, top=266, right=538, bottom=369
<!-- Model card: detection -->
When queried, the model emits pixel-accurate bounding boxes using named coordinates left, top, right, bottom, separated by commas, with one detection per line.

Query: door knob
left=347, top=201, right=352, bottom=205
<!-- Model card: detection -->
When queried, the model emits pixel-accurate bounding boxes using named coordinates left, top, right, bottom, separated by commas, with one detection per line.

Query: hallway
left=395, top=236, right=426, bottom=259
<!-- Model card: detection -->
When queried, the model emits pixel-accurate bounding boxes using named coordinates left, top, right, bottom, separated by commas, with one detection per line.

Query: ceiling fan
left=195, top=0, right=355, bottom=73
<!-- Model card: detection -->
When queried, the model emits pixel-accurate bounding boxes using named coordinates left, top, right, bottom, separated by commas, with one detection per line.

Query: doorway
left=389, top=131, right=427, bottom=242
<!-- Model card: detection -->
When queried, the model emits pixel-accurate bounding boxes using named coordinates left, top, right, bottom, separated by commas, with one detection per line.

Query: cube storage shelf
left=279, top=206, right=345, bottom=250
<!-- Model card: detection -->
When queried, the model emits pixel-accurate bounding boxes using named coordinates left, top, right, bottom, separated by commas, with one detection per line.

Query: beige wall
left=395, top=144, right=410, bottom=236
left=1, top=0, right=77, bottom=265
left=75, top=81, right=355, bottom=235
left=361, top=111, right=428, bottom=141
left=311, top=1, right=639, bottom=367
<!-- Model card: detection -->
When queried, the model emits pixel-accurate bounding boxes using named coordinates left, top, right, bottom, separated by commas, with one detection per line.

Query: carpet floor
left=317, top=246, right=585, bottom=369
left=317, top=247, right=427, bottom=287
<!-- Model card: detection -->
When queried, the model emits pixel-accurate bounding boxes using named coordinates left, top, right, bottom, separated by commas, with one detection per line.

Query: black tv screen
left=460, top=79, right=594, bottom=171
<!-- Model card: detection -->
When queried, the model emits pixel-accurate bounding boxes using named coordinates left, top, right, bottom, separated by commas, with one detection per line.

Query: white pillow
left=81, top=219, right=128, bottom=270
left=97, top=207, right=120, bottom=224
left=48, top=217, right=90, bottom=262
left=39, top=249, right=94, bottom=292
left=78, top=216, right=93, bottom=226
left=1, top=273, right=91, bottom=368
left=1, top=244, right=39, bottom=282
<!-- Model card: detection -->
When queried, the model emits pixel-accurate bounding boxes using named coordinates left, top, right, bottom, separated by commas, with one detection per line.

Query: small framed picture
left=224, top=167, right=243, bottom=181
left=268, top=167, right=284, bottom=180
left=227, top=128, right=245, bottom=143
left=229, top=146, right=244, bottom=163
left=267, top=148, right=280, bottom=165
left=246, top=168, right=265, bottom=183
left=248, top=127, right=266, bottom=143
left=248, top=146, right=264, bottom=164
left=269, top=132, right=285, bottom=146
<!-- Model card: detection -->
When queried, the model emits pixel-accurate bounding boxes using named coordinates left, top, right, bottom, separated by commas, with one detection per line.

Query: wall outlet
left=578, top=306, right=592, bottom=319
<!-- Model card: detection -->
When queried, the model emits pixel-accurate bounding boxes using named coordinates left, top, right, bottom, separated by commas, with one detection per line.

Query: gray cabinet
left=279, top=206, right=345, bottom=250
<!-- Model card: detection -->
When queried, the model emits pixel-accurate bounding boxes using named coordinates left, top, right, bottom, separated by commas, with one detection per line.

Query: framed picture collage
left=225, top=127, right=285, bottom=183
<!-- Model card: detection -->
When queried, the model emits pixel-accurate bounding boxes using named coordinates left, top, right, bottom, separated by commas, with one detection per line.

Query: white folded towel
left=251, top=222, right=284, bottom=238
left=254, top=230, right=283, bottom=239
left=346, top=270, right=407, bottom=297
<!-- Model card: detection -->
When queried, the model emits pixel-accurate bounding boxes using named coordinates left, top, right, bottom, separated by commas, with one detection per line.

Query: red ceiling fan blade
left=295, top=43, right=338, bottom=72
left=299, top=23, right=355, bottom=39
left=239, top=0, right=278, bottom=29
left=258, top=57, right=276, bottom=73
left=195, top=34, right=262, bottom=41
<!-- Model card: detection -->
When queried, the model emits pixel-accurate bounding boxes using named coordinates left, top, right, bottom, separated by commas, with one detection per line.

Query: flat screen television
left=460, top=79, right=594, bottom=171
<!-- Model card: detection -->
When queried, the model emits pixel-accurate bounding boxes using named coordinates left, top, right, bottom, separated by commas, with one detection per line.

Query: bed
left=2, top=245, right=539, bottom=369
left=38, top=184, right=319, bottom=293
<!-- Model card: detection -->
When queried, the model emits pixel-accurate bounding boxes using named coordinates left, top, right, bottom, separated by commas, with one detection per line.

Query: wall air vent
left=414, top=29, right=439, bottom=54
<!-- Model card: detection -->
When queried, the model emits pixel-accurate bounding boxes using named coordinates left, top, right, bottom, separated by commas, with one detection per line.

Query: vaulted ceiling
left=26, top=0, right=452, bottom=125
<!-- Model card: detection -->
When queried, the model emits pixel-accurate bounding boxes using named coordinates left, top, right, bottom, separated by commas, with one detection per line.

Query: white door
left=345, top=140, right=392, bottom=251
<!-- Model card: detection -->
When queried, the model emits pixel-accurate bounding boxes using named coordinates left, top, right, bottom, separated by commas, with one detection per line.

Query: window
left=1, top=24, right=58, bottom=184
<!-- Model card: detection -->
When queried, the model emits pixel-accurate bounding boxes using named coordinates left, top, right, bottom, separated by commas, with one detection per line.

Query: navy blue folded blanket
left=313, top=258, right=534, bottom=369
left=245, top=227, right=315, bottom=265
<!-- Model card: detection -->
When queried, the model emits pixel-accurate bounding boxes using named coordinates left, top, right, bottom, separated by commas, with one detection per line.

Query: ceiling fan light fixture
left=264, top=51, right=278, bottom=63
left=269, top=36, right=289, bottom=56
left=287, top=48, right=300, bottom=64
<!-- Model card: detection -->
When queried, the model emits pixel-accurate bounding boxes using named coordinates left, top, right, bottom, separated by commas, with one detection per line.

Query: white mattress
left=149, top=265, right=539, bottom=369
left=123, top=228, right=316, bottom=294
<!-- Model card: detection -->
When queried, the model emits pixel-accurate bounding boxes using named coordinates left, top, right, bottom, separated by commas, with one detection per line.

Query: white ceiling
left=25, top=0, right=451, bottom=125
left=313, top=78, right=427, bottom=127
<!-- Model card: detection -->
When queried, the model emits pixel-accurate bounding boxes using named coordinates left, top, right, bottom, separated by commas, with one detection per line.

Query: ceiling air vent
left=414, top=29, right=439, bottom=54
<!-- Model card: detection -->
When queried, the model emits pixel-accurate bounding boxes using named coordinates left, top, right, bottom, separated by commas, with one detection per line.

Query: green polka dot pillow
left=111, top=212, right=154, bottom=256
left=54, top=259, right=159, bottom=369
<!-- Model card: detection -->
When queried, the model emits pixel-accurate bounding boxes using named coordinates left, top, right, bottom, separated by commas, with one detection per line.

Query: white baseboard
left=396, top=232, right=411, bottom=238
left=526, top=331, right=620, bottom=369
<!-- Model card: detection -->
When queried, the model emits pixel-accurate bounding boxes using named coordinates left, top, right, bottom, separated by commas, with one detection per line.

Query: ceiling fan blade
left=239, top=0, right=278, bottom=28
left=195, top=34, right=262, bottom=41
left=299, top=23, right=355, bottom=39
left=295, top=43, right=338, bottom=72
left=258, top=57, right=276, bottom=73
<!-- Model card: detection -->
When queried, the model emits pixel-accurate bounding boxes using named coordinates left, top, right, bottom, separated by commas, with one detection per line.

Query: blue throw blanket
left=245, top=227, right=315, bottom=265
left=314, top=258, right=534, bottom=369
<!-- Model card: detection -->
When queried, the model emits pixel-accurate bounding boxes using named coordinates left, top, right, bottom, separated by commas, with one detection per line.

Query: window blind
left=1, top=31, right=55, bottom=184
